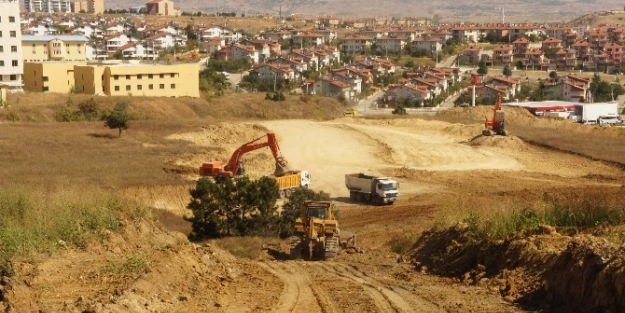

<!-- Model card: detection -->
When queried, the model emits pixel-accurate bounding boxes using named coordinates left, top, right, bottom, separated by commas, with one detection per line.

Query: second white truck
left=345, top=173, right=399, bottom=205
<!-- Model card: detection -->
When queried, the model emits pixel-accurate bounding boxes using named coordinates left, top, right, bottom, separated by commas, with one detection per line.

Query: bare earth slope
left=3, top=114, right=624, bottom=312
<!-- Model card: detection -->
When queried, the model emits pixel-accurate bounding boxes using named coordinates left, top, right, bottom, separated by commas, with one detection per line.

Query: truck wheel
left=349, top=191, right=357, bottom=201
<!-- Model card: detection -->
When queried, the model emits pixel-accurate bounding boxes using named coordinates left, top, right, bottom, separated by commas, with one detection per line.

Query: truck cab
left=376, top=179, right=399, bottom=203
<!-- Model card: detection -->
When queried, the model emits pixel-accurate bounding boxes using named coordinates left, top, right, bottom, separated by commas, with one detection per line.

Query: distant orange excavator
left=482, top=92, right=508, bottom=136
left=199, top=132, right=289, bottom=179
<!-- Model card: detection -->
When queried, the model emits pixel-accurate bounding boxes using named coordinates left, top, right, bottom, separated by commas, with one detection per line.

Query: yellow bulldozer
left=289, top=201, right=355, bottom=260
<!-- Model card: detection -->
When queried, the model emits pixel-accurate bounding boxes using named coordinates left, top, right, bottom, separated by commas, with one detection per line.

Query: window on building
left=12, top=60, right=17, bottom=67
left=137, top=85, right=142, bottom=90
left=114, top=75, right=119, bottom=80
left=10, top=75, right=16, bottom=81
left=137, top=75, right=142, bottom=79
left=11, top=46, right=17, bottom=52
left=170, top=73, right=175, bottom=78
left=159, top=84, right=164, bottom=89
left=43, top=76, right=48, bottom=82
left=171, top=84, right=176, bottom=89
left=9, top=16, right=15, bottom=23
left=115, top=86, right=119, bottom=91
left=126, top=75, right=130, bottom=79
left=43, top=86, right=49, bottom=92
left=126, top=85, right=131, bottom=91
left=148, top=74, right=153, bottom=79
left=10, top=31, right=16, bottom=38
left=159, top=74, right=164, bottom=78
left=0, top=46, right=4, bottom=52
left=149, top=84, right=153, bottom=90
left=0, top=61, right=4, bottom=66
left=0, top=31, right=2, bottom=37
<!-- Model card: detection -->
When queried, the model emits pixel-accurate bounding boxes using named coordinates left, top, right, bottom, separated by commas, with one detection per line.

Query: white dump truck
left=345, top=173, right=399, bottom=205
left=572, top=102, right=620, bottom=124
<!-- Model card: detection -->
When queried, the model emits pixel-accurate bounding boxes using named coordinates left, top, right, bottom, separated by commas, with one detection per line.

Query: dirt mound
left=409, top=224, right=625, bottom=312
left=438, top=106, right=537, bottom=126
left=469, top=135, right=528, bottom=150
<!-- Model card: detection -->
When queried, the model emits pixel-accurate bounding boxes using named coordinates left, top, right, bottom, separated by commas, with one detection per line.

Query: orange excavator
left=199, top=132, right=289, bottom=179
left=482, top=92, right=508, bottom=136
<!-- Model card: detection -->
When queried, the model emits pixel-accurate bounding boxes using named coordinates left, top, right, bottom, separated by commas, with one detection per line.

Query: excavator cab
left=482, top=93, right=509, bottom=136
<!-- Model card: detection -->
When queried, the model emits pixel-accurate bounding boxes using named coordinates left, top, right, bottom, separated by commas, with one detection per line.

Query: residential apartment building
left=22, top=35, right=88, bottom=62
left=0, top=0, right=24, bottom=91
left=145, top=0, right=181, bottom=16
left=24, top=0, right=71, bottom=12
left=74, top=63, right=199, bottom=97
left=23, top=61, right=84, bottom=93
left=70, top=0, right=104, bottom=14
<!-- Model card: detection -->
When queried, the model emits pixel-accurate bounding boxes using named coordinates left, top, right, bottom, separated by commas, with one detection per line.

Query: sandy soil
left=4, top=115, right=624, bottom=312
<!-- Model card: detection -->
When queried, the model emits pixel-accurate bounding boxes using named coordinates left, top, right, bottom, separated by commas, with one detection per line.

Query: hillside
left=107, top=0, right=625, bottom=23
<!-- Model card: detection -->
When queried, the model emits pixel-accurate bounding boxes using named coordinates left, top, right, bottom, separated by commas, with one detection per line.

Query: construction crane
left=199, top=132, right=289, bottom=179
left=482, top=92, right=508, bottom=136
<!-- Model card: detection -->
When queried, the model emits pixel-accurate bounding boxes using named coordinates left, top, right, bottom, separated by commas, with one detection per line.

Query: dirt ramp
left=469, top=135, right=528, bottom=150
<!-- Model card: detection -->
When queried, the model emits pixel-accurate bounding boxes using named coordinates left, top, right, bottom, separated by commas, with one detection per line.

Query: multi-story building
left=23, top=61, right=84, bottom=93
left=70, top=0, right=104, bottom=14
left=73, top=63, right=199, bottom=97
left=145, top=0, right=180, bottom=16
left=22, top=35, right=89, bottom=62
left=24, top=0, right=71, bottom=12
left=0, top=0, right=23, bottom=91
left=22, top=61, right=199, bottom=97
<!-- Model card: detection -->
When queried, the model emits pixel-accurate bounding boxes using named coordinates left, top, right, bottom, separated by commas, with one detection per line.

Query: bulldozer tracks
left=259, top=260, right=443, bottom=313
left=258, top=261, right=336, bottom=313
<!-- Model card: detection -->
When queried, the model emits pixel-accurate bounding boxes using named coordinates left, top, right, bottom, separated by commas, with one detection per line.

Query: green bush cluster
left=54, top=98, right=103, bottom=122
left=188, top=176, right=330, bottom=239
left=265, top=92, right=286, bottom=101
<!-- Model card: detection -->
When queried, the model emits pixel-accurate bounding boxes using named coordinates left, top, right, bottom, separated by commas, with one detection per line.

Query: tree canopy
left=104, top=100, right=131, bottom=137
left=188, top=176, right=330, bottom=239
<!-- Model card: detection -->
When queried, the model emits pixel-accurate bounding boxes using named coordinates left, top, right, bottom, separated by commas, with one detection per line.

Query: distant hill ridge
left=105, top=0, right=625, bottom=24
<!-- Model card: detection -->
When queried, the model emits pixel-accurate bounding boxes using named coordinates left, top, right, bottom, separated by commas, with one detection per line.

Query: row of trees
left=188, top=176, right=331, bottom=239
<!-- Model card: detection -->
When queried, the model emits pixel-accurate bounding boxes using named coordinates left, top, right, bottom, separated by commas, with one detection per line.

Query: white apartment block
left=0, top=0, right=23, bottom=90
left=24, top=0, right=71, bottom=12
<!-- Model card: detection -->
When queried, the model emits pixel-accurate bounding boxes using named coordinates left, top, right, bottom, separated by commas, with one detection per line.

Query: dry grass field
left=0, top=92, right=346, bottom=189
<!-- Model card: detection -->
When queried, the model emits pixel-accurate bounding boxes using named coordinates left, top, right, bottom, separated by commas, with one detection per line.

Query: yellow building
left=74, top=62, right=200, bottom=97
left=23, top=62, right=85, bottom=93
left=71, top=0, right=104, bottom=14
left=22, top=35, right=89, bottom=63
left=23, top=61, right=199, bottom=97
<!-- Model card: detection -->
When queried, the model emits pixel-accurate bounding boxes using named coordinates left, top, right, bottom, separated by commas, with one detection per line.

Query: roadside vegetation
left=435, top=195, right=625, bottom=243
left=0, top=185, right=148, bottom=268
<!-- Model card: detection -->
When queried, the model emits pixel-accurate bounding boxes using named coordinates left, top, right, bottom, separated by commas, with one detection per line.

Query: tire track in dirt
left=258, top=261, right=335, bottom=313
left=341, top=264, right=445, bottom=312
left=317, top=262, right=418, bottom=313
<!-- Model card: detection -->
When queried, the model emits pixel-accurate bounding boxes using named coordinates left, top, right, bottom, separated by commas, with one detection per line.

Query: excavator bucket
left=273, top=157, right=289, bottom=177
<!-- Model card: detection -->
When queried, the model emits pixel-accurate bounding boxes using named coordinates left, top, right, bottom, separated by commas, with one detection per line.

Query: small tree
left=503, top=65, right=512, bottom=77
left=477, top=61, right=488, bottom=77
left=104, top=100, right=131, bottom=137
left=549, top=70, right=558, bottom=80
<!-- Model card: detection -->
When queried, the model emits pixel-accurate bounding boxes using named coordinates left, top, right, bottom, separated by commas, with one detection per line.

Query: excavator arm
left=223, top=133, right=289, bottom=177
